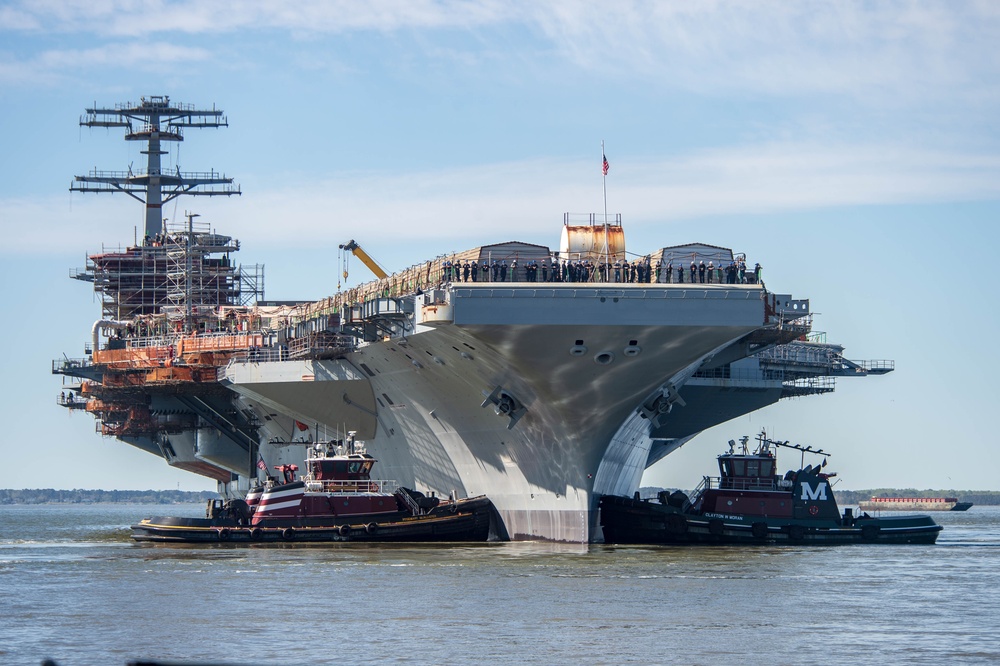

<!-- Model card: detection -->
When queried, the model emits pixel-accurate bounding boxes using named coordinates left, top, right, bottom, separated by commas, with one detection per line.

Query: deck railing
left=303, top=479, right=396, bottom=494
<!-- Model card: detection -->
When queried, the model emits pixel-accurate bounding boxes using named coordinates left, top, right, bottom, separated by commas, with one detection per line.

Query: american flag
left=257, top=456, right=268, bottom=471
left=602, top=154, right=610, bottom=176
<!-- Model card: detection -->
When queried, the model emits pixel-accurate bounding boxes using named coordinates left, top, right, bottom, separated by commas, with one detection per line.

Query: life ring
left=281, top=527, right=296, bottom=541
left=788, top=524, right=806, bottom=541
left=708, top=519, right=725, bottom=536
left=365, top=522, right=379, bottom=535
left=751, top=521, right=769, bottom=539
left=339, top=524, right=351, bottom=537
left=217, top=528, right=231, bottom=541
left=664, top=513, right=688, bottom=535
left=249, top=527, right=263, bottom=541
left=808, top=505, right=819, bottom=516
left=861, top=524, right=880, bottom=541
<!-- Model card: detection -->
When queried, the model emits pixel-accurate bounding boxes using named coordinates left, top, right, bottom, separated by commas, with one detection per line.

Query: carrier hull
left=222, top=283, right=769, bottom=542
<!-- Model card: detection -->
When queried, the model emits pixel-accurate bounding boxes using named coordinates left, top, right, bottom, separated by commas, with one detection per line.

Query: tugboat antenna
left=755, top=430, right=832, bottom=460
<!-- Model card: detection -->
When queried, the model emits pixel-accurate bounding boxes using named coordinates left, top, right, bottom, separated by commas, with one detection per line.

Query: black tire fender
left=339, top=524, right=351, bottom=537
left=708, top=518, right=725, bottom=536
left=249, top=527, right=263, bottom=541
left=217, top=528, right=231, bottom=541
left=365, top=522, right=379, bottom=535
left=281, top=527, right=296, bottom=541
left=861, top=524, right=880, bottom=541
left=664, top=513, right=688, bottom=535
left=788, top=524, right=806, bottom=541
left=751, top=521, right=769, bottom=539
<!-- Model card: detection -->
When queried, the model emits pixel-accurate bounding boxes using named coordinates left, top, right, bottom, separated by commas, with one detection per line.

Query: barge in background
left=858, top=497, right=973, bottom=512
left=599, top=432, right=942, bottom=545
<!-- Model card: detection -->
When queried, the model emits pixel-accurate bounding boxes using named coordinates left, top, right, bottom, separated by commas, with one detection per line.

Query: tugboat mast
left=71, top=95, right=240, bottom=237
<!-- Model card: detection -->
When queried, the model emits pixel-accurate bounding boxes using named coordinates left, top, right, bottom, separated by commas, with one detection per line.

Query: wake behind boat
left=599, top=432, right=942, bottom=545
left=132, top=433, right=497, bottom=543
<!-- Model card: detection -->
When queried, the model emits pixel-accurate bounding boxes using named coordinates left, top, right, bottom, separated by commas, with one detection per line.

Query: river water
left=1, top=503, right=998, bottom=665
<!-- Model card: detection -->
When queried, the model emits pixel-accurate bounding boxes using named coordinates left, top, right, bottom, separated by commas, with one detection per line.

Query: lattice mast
left=72, top=95, right=240, bottom=237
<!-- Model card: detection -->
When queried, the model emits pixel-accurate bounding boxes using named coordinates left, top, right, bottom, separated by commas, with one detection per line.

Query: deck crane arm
left=339, top=240, right=388, bottom=280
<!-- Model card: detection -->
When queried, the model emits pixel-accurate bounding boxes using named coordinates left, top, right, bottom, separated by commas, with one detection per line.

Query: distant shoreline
left=0, top=489, right=218, bottom=505
left=3, top=487, right=998, bottom=505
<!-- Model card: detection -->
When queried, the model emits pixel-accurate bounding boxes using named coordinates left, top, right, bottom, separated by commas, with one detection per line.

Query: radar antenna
left=72, top=95, right=241, bottom=237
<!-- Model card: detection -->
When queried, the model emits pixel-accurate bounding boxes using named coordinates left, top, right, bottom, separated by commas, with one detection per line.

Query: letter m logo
left=800, top=481, right=827, bottom=501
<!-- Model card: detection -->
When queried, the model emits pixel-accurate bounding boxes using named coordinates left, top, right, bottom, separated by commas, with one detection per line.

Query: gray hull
left=224, top=282, right=769, bottom=542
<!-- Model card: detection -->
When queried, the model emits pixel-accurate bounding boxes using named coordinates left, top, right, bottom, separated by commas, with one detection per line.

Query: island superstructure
left=54, top=95, right=894, bottom=542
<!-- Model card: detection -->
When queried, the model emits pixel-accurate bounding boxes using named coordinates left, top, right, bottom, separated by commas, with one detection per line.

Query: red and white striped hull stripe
left=255, top=486, right=305, bottom=516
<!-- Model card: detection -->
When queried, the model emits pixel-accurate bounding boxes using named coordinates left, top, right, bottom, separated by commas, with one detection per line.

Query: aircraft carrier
left=54, top=96, right=893, bottom=542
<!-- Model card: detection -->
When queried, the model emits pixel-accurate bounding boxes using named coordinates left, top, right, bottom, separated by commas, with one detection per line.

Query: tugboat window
left=746, top=460, right=760, bottom=476
left=761, top=460, right=773, bottom=477
left=733, top=460, right=745, bottom=476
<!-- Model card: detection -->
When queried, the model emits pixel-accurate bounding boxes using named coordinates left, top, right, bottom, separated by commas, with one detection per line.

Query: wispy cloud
left=528, top=2, right=1000, bottom=103
left=13, top=142, right=1000, bottom=257
left=4, top=2, right=998, bottom=105
left=0, top=0, right=511, bottom=36
left=0, top=41, right=212, bottom=85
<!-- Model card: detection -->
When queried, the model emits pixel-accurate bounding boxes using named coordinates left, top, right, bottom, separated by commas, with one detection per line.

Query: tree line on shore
left=0, top=488, right=218, bottom=505
left=2, top=487, right=998, bottom=505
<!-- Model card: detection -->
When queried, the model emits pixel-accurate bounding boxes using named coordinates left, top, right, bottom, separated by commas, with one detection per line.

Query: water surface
left=1, top=504, right=997, bottom=665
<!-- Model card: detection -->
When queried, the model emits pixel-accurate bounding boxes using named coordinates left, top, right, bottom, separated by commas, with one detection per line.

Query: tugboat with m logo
left=599, top=431, right=942, bottom=545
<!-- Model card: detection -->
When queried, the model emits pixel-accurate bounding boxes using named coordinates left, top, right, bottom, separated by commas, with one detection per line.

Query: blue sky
left=1, top=1, right=998, bottom=492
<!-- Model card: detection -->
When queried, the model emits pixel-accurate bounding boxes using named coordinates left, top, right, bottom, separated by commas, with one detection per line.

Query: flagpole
left=602, top=140, right=608, bottom=226
left=602, top=141, right=610, bottom=279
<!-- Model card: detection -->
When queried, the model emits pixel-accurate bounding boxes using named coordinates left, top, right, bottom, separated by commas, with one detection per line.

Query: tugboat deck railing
left=702, top=476, right=794, bottom=492
left=690, top=474, right=794, bottom=510
left=303, top=479, right=396, bottom=494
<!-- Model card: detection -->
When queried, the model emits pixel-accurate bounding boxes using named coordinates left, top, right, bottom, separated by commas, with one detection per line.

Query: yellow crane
left=339, top=239, right=388, bottom=280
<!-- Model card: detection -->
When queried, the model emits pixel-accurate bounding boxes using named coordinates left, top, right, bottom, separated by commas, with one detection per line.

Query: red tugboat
left=132, top=433, right=498, bottom=543
left=599, top=432, right=942, bottom=545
